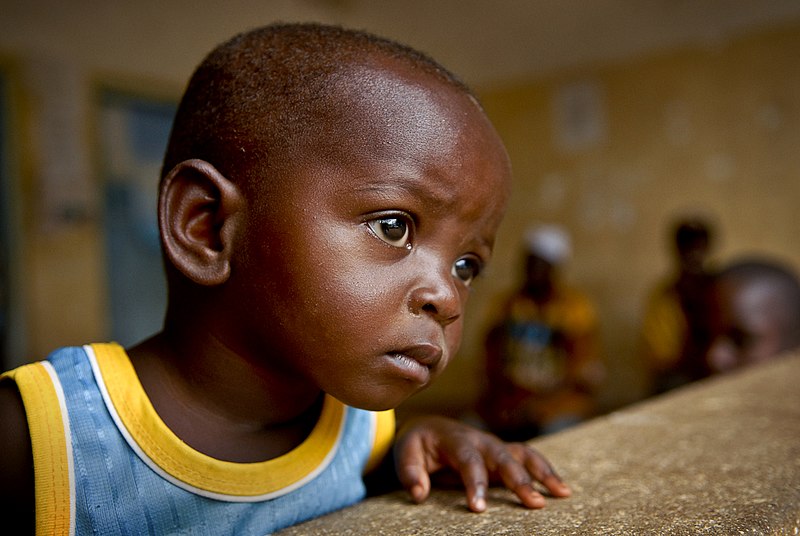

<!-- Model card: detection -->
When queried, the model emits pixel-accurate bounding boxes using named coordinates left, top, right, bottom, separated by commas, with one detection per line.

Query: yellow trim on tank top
left=2, top=363, right=73, bottom=536
left=91, top=342, right=346, bottom=497
left=366, top=408, right=395, bottom=474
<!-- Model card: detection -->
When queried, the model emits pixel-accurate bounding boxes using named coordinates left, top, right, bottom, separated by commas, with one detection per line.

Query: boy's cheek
left=443, top=323, right=464, bottom=365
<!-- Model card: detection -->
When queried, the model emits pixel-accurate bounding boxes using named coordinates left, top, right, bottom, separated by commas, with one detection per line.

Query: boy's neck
left=127, top=332, right=323, bottom=463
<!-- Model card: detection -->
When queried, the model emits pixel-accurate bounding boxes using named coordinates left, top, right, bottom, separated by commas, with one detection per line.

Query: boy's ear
left=159, top=159, right=244, bottom=286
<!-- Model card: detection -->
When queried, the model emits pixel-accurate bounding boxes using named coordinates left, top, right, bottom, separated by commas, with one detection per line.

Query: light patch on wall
left=704, top=152, right=736, bottom=183
left=575, top=165, right=642, bottom=232
left=663, top=99, right=693, bottom=146
left=756, top=102, right=783, bottom=132
left=26, top=58, right=94, bottom=230
left=576, top=167, right=608, bottom=231
left=536, top=172, right=567, bottom=211
left=551, top=80, right=607, bottom=152
left=609, top=198, right=637, bottom=231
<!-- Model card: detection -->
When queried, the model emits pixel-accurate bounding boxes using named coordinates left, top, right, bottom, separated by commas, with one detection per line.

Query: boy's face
left=705, top=278, right=786, bottom=373
left=226, top=60, right=511, bottom=410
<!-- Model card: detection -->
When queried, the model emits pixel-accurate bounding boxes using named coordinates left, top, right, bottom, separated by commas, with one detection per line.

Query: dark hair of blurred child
left=706, top=257, right=800, bottom=373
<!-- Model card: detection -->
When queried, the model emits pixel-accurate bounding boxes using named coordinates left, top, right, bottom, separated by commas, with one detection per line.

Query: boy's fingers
left=491, top=445, right=547, bottom=509
left=519, top=445, right=572, bottom=497
left=394, top=436, right=431, bottom=504
left=456, top=453, right=489, bottom=512
left=393, top=420, right=570, bottom=514
left=540, top=474, right=572, bottom=497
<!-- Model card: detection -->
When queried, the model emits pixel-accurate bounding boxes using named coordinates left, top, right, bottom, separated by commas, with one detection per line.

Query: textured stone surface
left=278, top=352, right=800, bottom=535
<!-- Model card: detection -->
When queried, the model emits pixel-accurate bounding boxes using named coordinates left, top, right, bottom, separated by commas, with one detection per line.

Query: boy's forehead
left=314, top=59, right=505, bottom=166
left=332, top=62, right=474, bottom=130
left=245, top=53, right=511, bottom=215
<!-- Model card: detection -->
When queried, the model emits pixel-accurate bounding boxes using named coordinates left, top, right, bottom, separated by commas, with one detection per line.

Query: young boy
left=0, top=23, right=570, bottom=534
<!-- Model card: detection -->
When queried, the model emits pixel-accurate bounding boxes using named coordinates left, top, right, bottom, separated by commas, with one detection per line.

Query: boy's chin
left=337, top=387, right=424, bottom=412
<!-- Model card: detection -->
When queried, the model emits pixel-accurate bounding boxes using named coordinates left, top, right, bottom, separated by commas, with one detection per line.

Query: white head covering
left=524, top=224, right=572, bottom=265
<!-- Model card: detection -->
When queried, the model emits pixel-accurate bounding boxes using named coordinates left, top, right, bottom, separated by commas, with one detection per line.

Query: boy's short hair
left=161, top=22, right=473, bottom=189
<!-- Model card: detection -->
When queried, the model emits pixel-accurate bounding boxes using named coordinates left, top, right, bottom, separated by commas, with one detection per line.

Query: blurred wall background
left=1, top=0, right=799, bottom=413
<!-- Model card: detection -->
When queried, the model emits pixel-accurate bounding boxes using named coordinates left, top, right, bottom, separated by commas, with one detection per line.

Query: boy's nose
left=408, top=268, right=461, bottom=327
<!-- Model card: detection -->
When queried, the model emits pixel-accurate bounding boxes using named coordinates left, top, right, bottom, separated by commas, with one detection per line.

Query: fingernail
left=411, top=484, right=425, bottom=503
left=473, top=496, right=486, bottom=512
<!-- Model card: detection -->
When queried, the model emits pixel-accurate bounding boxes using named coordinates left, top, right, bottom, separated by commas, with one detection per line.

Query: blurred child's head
left=672, top=217, right=713, bottom=273
left=521, top=224, right=571, bottom=297
left=706, top=258, right=800, bottom=373
left=156, top=23, right=512, bottom=410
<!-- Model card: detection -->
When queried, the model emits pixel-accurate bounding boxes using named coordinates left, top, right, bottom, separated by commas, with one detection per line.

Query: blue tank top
left=3, top=343, right=394, bottom=535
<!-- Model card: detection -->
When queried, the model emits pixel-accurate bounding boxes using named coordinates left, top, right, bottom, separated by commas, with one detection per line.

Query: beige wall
left=2, top=11, right=799, bottom=412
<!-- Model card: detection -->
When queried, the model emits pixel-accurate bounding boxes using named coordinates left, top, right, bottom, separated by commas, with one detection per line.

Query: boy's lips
left=385, top=343, right=444, bottom=384
left=393, top=343, right=443, bottom=368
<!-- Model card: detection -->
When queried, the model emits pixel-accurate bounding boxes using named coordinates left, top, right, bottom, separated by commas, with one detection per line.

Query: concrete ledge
left=278, top=352, right=800, bottom=535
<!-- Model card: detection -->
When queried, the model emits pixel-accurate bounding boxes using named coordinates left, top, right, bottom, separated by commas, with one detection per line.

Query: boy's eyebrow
left=347, top=178, right=459, bottom=209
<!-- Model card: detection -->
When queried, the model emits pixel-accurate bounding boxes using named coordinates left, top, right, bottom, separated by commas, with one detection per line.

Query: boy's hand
left=393, top=415, right=571, bottom=512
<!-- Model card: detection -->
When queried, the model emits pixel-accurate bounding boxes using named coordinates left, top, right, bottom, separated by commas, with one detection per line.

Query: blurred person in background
left=478, top=224, right=605, bottom=441
left=705, top=257, right=800, bottom=373
left=640, top=217, right=716, bottom=394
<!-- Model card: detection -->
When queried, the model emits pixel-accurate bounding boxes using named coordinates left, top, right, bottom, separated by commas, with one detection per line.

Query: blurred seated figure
left=641, top=217, right=716, bottom=394
left=478, top=224, right=605, bottom=441
left=706, top=257, right=800, bottom=373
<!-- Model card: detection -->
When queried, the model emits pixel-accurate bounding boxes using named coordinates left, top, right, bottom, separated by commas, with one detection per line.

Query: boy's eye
left=367, top=217, right=411, bottom=249
left=452, top=257, right=482, bottom=286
